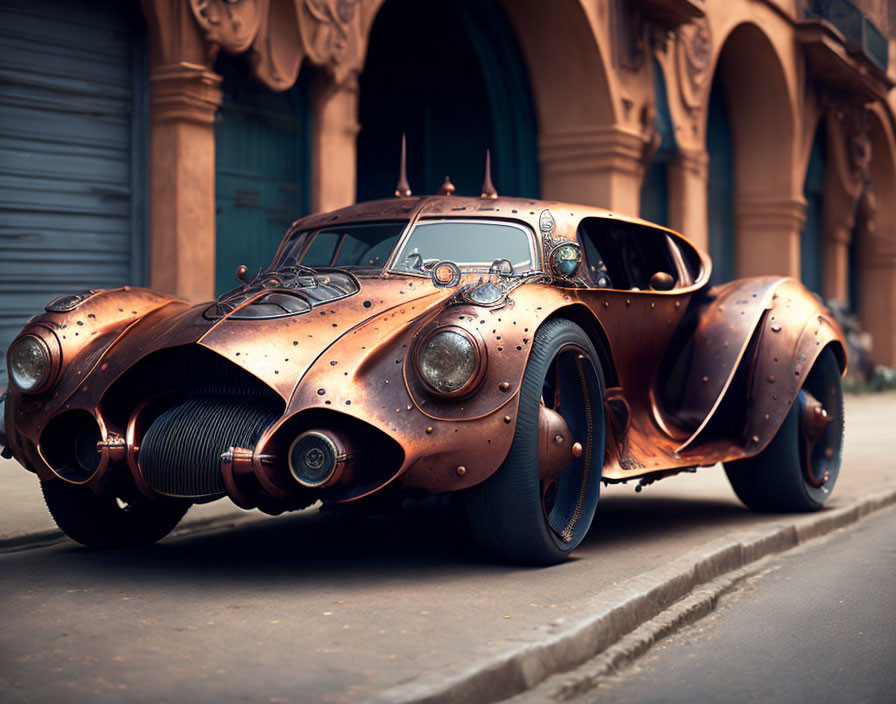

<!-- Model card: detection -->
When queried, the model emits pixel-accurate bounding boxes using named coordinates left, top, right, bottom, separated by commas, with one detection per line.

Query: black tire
left=724, top=346, right=844, bottom=512
left=42, top=480, right=190, bottom=548
left=463, top=319, right=606, bottom=564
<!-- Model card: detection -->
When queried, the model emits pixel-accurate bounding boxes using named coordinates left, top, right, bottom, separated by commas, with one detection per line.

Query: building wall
left=4, top=1, right=893, bottom=367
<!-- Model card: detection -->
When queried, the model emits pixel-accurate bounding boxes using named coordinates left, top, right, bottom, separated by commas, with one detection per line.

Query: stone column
left=822, top=224, right=851, bottom=302
left=667, top=148, right=709, bottom=249
left=538, top=126, right=645, bottom=216
left=860, top=250, right=896, bottom=367
left=147, top=63, right=222, bottom=303
left=734, top=195, right=806, bottom=278
left=311, top=75, right=360, bottom=213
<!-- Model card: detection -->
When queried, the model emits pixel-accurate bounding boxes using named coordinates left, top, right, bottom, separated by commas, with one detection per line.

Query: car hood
left=96, top=274, right=455, bottom=403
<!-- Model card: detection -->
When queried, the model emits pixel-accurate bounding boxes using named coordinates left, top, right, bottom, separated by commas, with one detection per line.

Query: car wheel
left=724, top=345, right=844, bottom=512
left=463, top=319, right=606, bottom=564
left=41, top=480, right=190, bottom=548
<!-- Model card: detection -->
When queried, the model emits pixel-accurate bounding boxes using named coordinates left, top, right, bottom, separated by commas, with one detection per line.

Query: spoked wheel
left=464, top=319, right=606, bottom=565
left=42, top=480, right=190, bottom=548
left=724, top=346, right=844, bottom=512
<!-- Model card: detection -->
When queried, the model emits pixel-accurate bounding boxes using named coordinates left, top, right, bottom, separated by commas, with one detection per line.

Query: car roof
left=288, top=195, right=689, bottom=245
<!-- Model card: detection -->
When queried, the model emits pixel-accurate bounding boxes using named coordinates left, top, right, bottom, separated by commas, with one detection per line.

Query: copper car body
left=0, top=194, right=846, bottom=557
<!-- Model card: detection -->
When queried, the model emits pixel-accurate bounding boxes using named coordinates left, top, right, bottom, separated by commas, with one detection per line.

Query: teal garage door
left=214, top=55, right=311, bottom=295
left=0, top=0, right=147, bottom=385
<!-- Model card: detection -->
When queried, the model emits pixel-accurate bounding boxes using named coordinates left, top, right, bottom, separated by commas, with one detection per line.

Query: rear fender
left=681, top=278, right=846, bottom=456
left=739, top=284, right=846, bottom=457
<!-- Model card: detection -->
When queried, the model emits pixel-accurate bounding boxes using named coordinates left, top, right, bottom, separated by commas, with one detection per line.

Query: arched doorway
left=214, top=54, right=312, bottom=295
left=706, top=73, right=734, bottom=284
left=357, top=0, right=539, bottom=201
left=801, top=122, right=826, bottom=294
left=708, top=23, right=799, bottom=279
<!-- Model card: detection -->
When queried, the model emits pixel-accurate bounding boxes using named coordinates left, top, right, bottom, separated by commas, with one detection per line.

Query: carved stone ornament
left=189, top=0, right=363, bottom=91
left=190, top=0, right=263, bottom=54
left=675, top=16, right=711, bottom=113
left=844, top=105, right=872, bottom=186
left=300, top=0, right=362, bottom=85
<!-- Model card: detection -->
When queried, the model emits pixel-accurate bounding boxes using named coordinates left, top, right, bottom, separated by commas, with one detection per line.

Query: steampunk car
left=0, top=160, right=846, bottom=564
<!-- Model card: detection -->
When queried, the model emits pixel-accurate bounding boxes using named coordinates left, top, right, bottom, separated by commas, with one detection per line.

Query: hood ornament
left=394, top=133, right=412, bottom=198
left=480, top=150, right=498, bottom=199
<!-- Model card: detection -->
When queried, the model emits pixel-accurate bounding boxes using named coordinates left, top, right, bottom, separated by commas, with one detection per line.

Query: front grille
left=140, top=395, right=282, bottom=500
left=103, top=345, right=286, bottom=501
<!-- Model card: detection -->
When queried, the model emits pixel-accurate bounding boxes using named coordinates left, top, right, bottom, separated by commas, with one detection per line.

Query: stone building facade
left=1, top=0, right=895, bottom=368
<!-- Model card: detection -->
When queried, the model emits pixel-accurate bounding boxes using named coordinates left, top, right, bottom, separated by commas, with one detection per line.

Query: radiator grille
left=140, top=395, right=282, bottom=500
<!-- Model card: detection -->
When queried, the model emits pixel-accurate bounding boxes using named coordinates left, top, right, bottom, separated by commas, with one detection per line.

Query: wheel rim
left=797, top=351, right=844, bottom=495
left=539, top=345, right=603, bottom=548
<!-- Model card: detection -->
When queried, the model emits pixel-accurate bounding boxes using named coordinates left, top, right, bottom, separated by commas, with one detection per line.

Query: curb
left=374, top=487, right=896, bottom=704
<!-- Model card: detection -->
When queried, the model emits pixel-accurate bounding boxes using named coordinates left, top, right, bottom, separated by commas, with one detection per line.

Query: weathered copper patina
left=0, top=190, right=847, bottom=558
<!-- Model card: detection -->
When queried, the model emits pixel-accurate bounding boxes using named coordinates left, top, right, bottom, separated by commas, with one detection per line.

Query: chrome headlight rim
left=7, top=328, right=61, bottom=394
left=414, top=325, right=487, bottom=399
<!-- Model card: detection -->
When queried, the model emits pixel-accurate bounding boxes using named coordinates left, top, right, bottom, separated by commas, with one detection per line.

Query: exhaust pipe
left=288, top=429, right=356, bottom=489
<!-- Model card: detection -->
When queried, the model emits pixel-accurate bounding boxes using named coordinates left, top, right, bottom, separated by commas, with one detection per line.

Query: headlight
left=416, top=327, right=484, bottom=397
left=8, top=333, right=55, bottom=393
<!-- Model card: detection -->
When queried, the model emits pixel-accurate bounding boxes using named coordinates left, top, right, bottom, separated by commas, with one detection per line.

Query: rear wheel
left=463, top=319, right=605, bottom=564
left=42, top=480, right=190, bottom=548
left=724, top=346, right=844, bottom=512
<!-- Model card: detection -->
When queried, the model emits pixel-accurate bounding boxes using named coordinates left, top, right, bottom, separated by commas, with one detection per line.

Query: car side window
left=577, top=217, right=680, bottom=291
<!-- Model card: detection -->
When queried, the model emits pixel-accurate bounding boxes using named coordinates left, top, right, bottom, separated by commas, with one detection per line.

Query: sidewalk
left=0, top=457, right=266, bottom=549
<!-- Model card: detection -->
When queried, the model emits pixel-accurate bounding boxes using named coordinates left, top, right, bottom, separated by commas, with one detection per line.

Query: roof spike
left=437, top=175, right=456, bottom=196
left=480, top=149, right=498, bottom=199
left=394, top=133, right=411, bottom=198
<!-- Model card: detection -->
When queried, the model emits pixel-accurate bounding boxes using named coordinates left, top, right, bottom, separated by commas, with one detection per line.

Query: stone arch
left=855, top=105, right=896, bottom=367
left=705, top=21, right=801, bottom=278
left=497, top=0, right=621, bottom=207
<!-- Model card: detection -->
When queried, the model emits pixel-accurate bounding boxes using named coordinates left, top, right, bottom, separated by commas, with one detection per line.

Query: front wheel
left=463, top=319, right=606, bottom=565
left=42, top=480, right=190, bottom=548
left=724, top=346, right=844, bottom=512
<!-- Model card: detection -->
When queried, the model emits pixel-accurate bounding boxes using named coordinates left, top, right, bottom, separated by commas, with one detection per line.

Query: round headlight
left=9, top=335, right=51, bottom=392
left=417, top=329, right=482, bottom=396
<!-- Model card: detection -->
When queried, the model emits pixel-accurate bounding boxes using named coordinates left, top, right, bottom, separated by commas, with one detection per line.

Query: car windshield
left=274, top=222, right=407, bottom=270
left=391, top=220, right=536, bottom=274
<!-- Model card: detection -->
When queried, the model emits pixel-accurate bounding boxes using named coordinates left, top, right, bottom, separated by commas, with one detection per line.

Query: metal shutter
left=0, top=0, right=147, bottom=384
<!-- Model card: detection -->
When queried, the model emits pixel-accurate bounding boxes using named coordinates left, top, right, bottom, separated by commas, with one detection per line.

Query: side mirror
left=236, top=265, right=249, bottom=283
left=649, top=271, right=675, bottom=291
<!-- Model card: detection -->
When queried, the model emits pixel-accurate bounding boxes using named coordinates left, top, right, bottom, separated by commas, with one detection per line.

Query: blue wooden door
left=0, top=0, right=147, bottom=385
left=640, top=58, right=676, bottom=227
left=707, top=75, right=735, bottom=284
left=214, top=56, right=310, bottom=295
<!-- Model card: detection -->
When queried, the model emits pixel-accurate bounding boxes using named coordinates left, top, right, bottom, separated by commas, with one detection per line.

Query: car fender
left=678, top=278, right=846, bottom=456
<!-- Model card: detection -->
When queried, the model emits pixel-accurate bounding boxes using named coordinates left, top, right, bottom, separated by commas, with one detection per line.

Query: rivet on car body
left=752, top=435, right=760, bottom=443
left=771, top=324, right=782, bottom=332
left=504, top=416, right=512, bottom=423
left=553, top=434, right=563, bottom=444
left=426, top=427, right=433, bottom=434
left=499, top=382, right=510, bottom=391
left=571, top=442, right=583, bottom=458
left=456, top=466, right=466, bottom=476
left=768, top=375, right=775, bottom=383
left=650, top=302, right=655, bottom=309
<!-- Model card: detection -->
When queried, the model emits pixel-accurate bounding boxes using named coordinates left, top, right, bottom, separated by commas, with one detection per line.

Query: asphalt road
left=1, top=393, right=895, bottom=703
left=564, top=505, right=896, bottom=704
